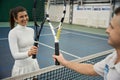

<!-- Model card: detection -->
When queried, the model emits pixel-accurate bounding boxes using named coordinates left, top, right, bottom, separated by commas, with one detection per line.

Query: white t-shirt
left=8, top=24, right=40, bottom=76
left=94, top=51, right=120, bottom=80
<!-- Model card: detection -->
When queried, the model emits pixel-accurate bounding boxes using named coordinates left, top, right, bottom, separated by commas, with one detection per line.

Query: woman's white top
left=94, top=51, right=120, bottom=80
left=8, top=24, right=40, bottom=76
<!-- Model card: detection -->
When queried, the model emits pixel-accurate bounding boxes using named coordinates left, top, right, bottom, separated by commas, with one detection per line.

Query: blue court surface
left=0, top=25, right=113, bottom=79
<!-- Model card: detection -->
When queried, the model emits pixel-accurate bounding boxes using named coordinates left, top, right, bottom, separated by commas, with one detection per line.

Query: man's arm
left=63, top=61, right=98, bottom=76
left=53, top=53, right=98, bottom=76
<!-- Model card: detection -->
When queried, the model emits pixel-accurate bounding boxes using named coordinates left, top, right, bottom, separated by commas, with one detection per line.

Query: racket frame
left=46, top=0, right=66, bottom=65
left=32, top=0, right=46, bottom=59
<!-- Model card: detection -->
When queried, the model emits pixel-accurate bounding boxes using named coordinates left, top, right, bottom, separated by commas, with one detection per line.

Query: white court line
left=0, top=38, right=8, bottom=40
left=41, top=29, right=107, bottom=41
left=40, top=31, right=70, bottom=36
left=0, top=38, right=81, bottom=59
left=69, top=31, right=107, bottom=40
left=0, top=29, right=107, bottom=59
left=44, top=26, right=107, bottom=40
left=38, top=42, right=81, bottom=59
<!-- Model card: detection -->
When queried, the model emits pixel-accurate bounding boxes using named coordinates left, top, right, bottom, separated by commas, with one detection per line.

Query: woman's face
left=15, top=11, right=29, bottom=26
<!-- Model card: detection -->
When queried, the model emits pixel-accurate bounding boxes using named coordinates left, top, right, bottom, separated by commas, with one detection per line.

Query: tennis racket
left=32, top=0, right=46, bottom=59
left=46, top=0, right=66, bottom=65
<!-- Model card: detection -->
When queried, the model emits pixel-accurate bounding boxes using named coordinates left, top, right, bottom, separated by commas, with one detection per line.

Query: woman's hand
left=28, top=46, right=38, bottom=56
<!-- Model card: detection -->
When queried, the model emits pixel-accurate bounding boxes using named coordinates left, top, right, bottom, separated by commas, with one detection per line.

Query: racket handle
left=32, top=54, right=36, bottom=59
left=32, top=43, right=38, bottom=59
left=55, top=42, right=60, bottom=65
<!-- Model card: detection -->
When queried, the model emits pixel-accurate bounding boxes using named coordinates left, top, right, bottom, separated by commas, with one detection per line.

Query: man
left=53, top=7, right=120, bottom=80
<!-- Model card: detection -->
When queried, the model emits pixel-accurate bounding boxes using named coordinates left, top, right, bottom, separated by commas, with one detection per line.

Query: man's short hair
left=115, top=6, right=120, bottom=15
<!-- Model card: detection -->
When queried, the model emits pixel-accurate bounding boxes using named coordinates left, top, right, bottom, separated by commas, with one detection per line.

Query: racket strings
left=46, top=0, right=66, bottom=22
left=46, top=0, right=66, bottom=41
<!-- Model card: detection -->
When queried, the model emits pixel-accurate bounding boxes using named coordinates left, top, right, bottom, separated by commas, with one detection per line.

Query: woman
left=8, top=6, right=40, bottom=76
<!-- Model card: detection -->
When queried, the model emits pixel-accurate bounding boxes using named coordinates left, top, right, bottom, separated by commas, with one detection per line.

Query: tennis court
left=0, top=0, right=119, bottom=79
left=0, top=22, right=113, bottom=79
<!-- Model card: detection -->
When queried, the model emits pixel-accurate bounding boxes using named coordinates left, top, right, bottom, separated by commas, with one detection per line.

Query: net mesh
left=5, top=49, right=114, bottom=80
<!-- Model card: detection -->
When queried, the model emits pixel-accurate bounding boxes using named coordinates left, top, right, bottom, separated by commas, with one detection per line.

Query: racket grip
left=32, top=54, right=36, bottom=59
left=32, top=43, right=38, bottom=59
left=55, top=42, right=60, bottom=65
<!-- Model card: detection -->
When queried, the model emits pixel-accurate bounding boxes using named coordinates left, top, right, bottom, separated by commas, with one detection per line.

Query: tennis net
left=5, top=49, right=114, bottom=80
